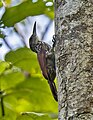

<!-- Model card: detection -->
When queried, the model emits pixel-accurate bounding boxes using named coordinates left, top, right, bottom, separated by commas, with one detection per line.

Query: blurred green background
left=0, top=0, right=58, bottom=120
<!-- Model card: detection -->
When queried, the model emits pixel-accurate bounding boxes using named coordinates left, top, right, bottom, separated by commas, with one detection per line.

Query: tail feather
left=48, top=80, right=58, bottom=101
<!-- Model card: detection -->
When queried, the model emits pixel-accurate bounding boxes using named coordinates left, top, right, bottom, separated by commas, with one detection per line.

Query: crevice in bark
left=64, top=79, right=68, bottom=120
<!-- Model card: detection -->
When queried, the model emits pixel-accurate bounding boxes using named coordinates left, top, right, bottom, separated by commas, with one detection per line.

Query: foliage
left=0, top=0, right=57, bottom=119
left=0, top=47, right=58, bottom=120
left=0, top=0, right=54, bottom=27
left=16, top=112, right=52, bottom=120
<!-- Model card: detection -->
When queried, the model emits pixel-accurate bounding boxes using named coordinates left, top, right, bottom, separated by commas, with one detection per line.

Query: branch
left=3, top=38, right=12, bottom=50
left=0, top=91, right=5, bottom=116
left=1, top=97, right=5, bottom=116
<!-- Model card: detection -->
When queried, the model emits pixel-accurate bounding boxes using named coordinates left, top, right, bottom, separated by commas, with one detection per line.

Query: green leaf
left=0, top=1, right=3, bottom=8
left=1, top=71, right=25, bottom=90
left=0, top=30, right=5, bottom=38
left=0, top=61, right=10, bottom=75
left=5, top=47, right=40, bottom=73
left=0, top=108, right=17, bottom=120
left=1, top=70, right=58, bottom=119
left=0, top=33, right=5, bottom=39
left=3, top=75, right=58, bottom=113
left=17, top=112, right=52, bottom=120
left=1, top=0, right=54, bottom=27
left=14, top=76, right=57, bottom=112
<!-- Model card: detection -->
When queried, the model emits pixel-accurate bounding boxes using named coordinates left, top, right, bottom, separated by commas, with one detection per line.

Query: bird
left=29, top=22, right=58, bottom=101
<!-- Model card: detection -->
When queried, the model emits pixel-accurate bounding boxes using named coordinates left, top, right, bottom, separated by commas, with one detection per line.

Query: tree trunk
left=54, top=0, right=93, bottom=119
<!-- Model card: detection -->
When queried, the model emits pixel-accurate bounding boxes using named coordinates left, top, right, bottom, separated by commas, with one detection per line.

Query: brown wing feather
left=37, top=50, right=48, bottom=80
left=37, top=49, right=58, bottom=101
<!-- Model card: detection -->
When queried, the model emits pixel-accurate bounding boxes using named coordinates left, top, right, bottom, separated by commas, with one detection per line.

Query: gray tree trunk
left=54, top=0, right=93, bottom=119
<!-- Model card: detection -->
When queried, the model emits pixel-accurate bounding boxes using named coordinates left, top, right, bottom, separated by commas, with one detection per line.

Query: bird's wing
left=37, top=50, right=48, bottom=80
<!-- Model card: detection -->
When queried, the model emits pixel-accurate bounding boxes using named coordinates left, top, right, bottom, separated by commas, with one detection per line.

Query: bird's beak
left=33, top=21, right=36, bottom=36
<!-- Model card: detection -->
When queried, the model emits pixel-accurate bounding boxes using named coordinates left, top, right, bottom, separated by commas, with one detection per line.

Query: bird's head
left=29, top=21, right=39, bottom=53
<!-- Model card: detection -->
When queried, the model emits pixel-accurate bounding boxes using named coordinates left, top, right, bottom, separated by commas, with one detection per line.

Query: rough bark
left=54, top=0, right=93, bottom=119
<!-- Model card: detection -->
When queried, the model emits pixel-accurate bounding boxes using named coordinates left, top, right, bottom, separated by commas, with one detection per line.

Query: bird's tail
left=48, top=80, right=58, bottom=101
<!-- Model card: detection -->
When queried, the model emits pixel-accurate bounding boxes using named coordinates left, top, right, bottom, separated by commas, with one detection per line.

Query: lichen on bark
left=54, top=0, right=93, bottom=119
